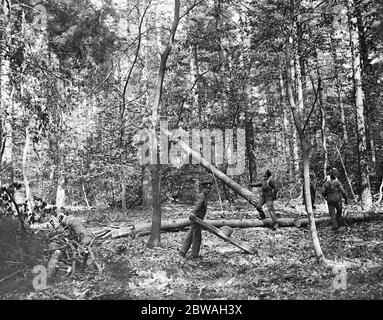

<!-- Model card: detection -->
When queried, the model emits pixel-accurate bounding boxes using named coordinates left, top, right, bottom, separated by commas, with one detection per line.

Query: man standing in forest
left=179, top=178, right=213, bottom=259
left=321, top=168, right=349, bottom=231
left=250, top=169, right=279, bottom=230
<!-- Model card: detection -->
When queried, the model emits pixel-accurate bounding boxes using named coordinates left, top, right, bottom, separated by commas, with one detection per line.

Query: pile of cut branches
left=44, top=214, right=102, bottom=280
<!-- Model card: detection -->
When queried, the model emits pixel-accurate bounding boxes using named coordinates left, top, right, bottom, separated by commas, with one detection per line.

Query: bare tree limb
left=122, top=0, right=152, bottom=121
left=180, top=0, right=205, bottom=20
left=302, top=76, right=321, bottom=132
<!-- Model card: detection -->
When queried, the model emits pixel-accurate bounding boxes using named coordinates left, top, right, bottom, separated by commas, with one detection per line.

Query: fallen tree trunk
left=109, top=212, right=383, bottom=239
left=61, top=215, right=93, bottom=246
left=189, top=214, right=257, bottom=255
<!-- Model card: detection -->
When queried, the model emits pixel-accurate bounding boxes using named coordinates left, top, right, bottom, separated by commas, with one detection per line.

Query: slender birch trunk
left=22, top=126, right=33, bottom=214
left=285, top=27, right=325, bottom=264
left=147, top=0, right=181, bottom=248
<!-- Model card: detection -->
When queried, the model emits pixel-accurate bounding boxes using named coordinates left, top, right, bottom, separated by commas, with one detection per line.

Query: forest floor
left=1, top=199, right=383, bottom=300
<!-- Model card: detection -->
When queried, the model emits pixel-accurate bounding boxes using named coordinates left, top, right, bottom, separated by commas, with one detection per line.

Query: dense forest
left=1, top=0, right=383, bottom=302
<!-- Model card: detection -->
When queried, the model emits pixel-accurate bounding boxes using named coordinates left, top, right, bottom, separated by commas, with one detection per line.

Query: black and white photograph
left=0, top=0, right=383, bottom=307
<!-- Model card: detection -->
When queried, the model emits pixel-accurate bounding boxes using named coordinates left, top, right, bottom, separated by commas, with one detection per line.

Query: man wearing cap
left=321, top=168, right=348, bottom=231
left=324, top=166, right=339, bottom=182
left=179, top=178, right=213, bottom=259
left=250, top=169, right=279, bottom=230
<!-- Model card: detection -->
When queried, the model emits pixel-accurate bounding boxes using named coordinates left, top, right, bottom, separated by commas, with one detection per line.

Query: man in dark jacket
left=179, top=178, right=213, bottom=259
left=321, top=168, right=348, bottom=231
left=250, top=169, right=279, bottom=230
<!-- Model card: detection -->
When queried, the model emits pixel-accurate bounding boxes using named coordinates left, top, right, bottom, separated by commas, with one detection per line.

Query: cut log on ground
left=109, top=212, right=383, bottom=239
left=61, top=215, right=93, bottom=245
left=189, top=215, right=257, bottom=255
left=111, top=218, right=192, bottom=238
left=221, top=225, right=234, bottom=237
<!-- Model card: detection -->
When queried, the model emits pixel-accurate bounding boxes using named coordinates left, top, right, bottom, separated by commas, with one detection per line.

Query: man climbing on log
left=178, top=178, right=213, bottom=259
left=321, top=168, right=348, bottom=232
left=250, top=169, right=279, bottom=230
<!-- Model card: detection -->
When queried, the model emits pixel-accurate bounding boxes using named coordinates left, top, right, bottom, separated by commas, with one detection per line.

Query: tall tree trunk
left=82, top=182, right=90, bottom=208
left=289, top=52, right=300, bottom=178
left=141, top=5, right=152, bottom=207
left=240, top=10, right=256, bottom=184
left=319, top=93, right=328, bottom=179
left=48, top=130, right=57, bottom=203
left=336, top=144, right=356, bottom=199
left=80, top=158, right=90, bottom=207
left=240, top=14, right=256, bottom=185
left=142, top=164, right=152, bottom=207
left=2, top=85, right=14, bottom=184
left=0, top=122, right=5, bottom=181
left=330, top=30, right=349, bottom=147
left=245, top=112, right=257, bottom=183
left=295, top=57, right=304, bottom=114
left=313, top=65, right=328, bottom=179
left=22, top=126, right=33, bottom=214
left=56, top=137, right=66, bottom=210
left=285, top=28, right=325, bottom=264
left=290, top=107, right=300, bottom=177
left=56, top=176, right=66, bottom=210
left=190, top=45, right=200, bottom=120
left=279, top=74, right=292, bottom=180
left=120, top=170, right=127, bottom=212
left=295, top=48, right=310, bottom=151
left=0, top=4, right=12, bottom=184
left=355, top=2, right=376, bottom=168
left=312, top=44, right=328, bottom=180
left=147, top=0, right=181, bottom=249
left=295, top=54, right=306, bottom=192
left=56, top=133, right=65, bottom=210
left=348, top=0, right=372, bottom=209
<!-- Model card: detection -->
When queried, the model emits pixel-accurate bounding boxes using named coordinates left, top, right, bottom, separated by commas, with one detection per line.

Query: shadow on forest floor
left=1, top=200, right=383, bottom=300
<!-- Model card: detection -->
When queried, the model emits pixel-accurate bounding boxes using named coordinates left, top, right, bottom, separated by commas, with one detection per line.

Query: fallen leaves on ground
left=2, top=201, right=383, bottom=300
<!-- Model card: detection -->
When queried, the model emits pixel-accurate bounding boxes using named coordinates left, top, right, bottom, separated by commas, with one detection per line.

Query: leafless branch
left=302, top=77, right=321, bottom=132
left=180, top=0, right=205, bottom=20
